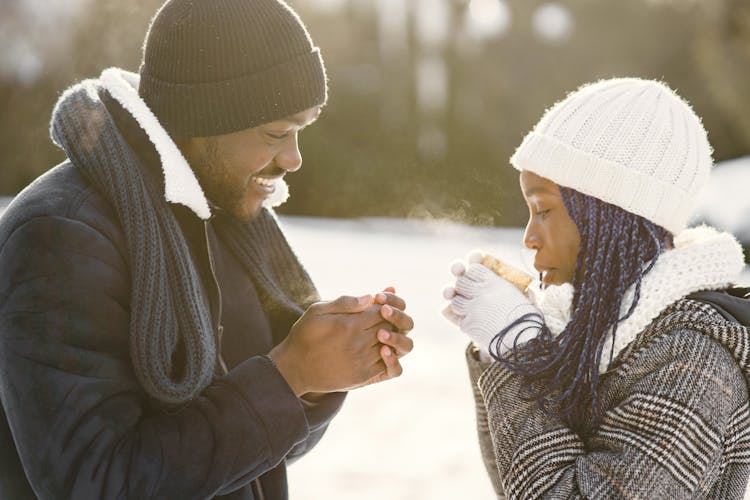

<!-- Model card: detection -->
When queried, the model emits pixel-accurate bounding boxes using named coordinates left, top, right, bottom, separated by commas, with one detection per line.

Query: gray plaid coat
left=468, top=295, right=750, bottom=499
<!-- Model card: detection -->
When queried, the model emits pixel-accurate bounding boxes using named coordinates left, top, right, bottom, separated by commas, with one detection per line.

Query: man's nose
left=275, top=134, right=302, bottom=173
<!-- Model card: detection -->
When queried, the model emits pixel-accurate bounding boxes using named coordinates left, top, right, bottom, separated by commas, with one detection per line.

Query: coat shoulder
left=0, top=161, right=123, bottom=253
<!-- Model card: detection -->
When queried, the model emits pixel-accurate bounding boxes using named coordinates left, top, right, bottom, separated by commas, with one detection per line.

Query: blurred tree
left=692, top=0, right=750, bottom=158
left=0, top=0, right=161, bottom=194
left=1, top=0, right=748, bottom=226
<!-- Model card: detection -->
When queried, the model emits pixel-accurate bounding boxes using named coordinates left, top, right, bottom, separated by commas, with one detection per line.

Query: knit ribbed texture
left=510, top=78, right=713, bottom=234
left=50, top=76, right=319, bottom=404
left=139, top=0, right=327, bottom=137
left=213, top=211, right=320, bottom=328
left=52, top=81, right=215, bottom=404
left=598, top=225, right=744, bottom=373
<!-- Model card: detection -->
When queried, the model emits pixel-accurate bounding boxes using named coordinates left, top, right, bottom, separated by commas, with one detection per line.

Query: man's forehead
left=273, top=107, right=322, bottom=127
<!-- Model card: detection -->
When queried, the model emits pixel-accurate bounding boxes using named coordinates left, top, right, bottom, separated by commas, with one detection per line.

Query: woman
left=443, top=78, right=750, bottom=498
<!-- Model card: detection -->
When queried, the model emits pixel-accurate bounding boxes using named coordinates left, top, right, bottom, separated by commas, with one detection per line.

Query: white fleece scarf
left=528, top=226, right=746, bottom=374
left=99, top=68, right=290, bottom=219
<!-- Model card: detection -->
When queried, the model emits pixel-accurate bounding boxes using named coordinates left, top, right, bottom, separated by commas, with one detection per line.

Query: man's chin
left=233, top=204, right=263, bottom=222
left=218, top=197, right=263, bottom=222
left=219, top=179, right=289, bottom=221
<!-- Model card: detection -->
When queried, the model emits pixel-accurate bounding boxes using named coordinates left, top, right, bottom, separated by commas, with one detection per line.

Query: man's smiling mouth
left=252, top=176, right=279, bottom=189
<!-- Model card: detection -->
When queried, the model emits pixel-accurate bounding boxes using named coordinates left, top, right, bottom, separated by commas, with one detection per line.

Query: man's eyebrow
left=286, top=109, right=322, bottom=127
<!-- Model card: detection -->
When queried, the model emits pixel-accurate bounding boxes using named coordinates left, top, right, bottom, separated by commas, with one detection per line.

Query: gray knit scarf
left=50, top=78, right=318, bottom=404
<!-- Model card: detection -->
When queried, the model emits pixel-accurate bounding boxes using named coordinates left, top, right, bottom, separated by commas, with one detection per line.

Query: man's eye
left=536, top=209, right=551, bottom=219
left=266, top=131, right=290, bottom=140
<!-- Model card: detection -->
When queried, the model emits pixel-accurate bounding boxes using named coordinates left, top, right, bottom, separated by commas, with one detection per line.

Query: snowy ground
left=1, top=196, right=749, bottom=498
left=279, top=216, right=750, bottom=500
left=280, top=216, right=524, bottom=500
left=694, top=156, right=750, bottom=244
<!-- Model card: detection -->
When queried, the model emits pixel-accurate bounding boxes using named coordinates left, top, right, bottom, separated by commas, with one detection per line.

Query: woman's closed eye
left=535, top=208, right=551, bottom=220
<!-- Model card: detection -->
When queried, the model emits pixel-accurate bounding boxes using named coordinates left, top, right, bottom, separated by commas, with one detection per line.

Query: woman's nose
left=523, top=222, right=540, bottom=250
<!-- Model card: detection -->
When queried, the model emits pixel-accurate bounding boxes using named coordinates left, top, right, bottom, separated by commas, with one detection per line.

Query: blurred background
left=2, top=0, right=750, bottom=227
left=2, top=0, right=750, bottom=498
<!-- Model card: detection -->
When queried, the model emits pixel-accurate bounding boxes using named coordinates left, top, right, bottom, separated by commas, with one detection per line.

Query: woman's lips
left=537, top=267, right=555, bottom=285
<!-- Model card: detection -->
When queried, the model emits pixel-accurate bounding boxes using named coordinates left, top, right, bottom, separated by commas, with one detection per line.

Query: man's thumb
left=317, top=294, right=372, bottom=314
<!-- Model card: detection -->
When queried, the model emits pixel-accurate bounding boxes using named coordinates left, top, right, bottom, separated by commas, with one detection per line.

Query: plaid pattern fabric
left=468, top=298, right=750, bottom=499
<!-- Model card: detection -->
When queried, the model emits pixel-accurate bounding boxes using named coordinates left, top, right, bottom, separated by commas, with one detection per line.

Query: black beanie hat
left=138, top=0, right=327, bottom=137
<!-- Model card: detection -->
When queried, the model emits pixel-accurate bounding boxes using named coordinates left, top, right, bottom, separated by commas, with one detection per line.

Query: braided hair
left=489, top=186, right=673, bottom=436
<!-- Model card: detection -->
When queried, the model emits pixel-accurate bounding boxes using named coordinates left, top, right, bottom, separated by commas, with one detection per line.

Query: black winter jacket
left=0, top=70, right=344, bottom=499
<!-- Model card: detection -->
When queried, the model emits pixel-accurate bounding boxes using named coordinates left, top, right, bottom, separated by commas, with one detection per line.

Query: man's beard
left=194, top=138, right=290, bottom=220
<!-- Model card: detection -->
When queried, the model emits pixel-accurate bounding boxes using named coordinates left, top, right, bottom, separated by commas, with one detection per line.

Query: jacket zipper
left=205, top=220, right=264, bottom=499
left=204, top=219, right=229, bottom=375
left=253, top=478, right=267, bottom=500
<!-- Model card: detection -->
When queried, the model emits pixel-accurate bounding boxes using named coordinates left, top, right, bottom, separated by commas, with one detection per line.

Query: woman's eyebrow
left=523, top=185, right=553, bottom=197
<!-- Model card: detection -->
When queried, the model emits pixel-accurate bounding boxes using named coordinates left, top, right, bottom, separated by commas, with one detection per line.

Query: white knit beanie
left=510, top=78, right=713, bottom=235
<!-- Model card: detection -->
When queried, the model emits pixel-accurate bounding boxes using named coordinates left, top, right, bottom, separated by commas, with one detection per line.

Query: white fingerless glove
left=443, top=261, right=543, bottom=358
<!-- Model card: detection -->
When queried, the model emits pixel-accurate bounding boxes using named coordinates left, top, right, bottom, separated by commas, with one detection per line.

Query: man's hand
left=269, top=289, right=414, bottom=396
left=366, top=287, right=414, bottom=385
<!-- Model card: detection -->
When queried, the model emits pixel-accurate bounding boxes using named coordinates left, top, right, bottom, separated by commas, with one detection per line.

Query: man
left=0, top=0, right=414, bottom=498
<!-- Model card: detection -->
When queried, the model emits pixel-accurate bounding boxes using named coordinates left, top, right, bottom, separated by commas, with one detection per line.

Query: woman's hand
left=442, top=258, right=542, bottom=357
